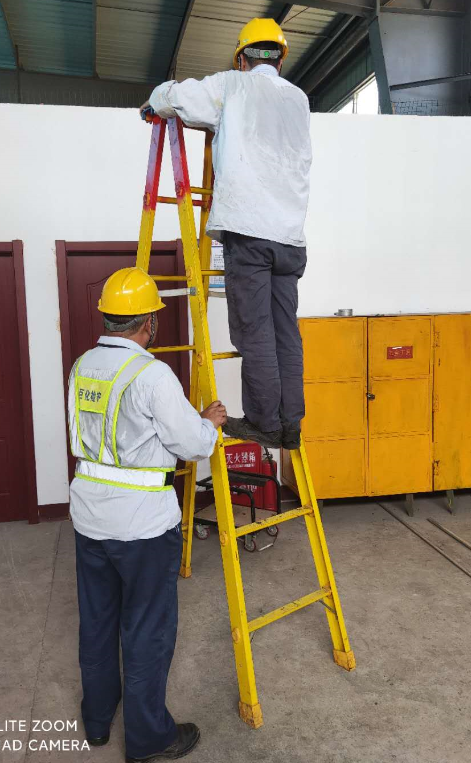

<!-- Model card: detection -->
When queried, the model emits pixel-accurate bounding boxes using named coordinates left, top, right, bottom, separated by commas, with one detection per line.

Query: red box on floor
left=225, top=442, right=262, bottom=508
left=225, top=443, right=278, bottom=511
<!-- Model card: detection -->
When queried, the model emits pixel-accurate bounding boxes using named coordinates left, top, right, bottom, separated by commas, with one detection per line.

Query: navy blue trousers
left=75, top=526, right=182, bottom=758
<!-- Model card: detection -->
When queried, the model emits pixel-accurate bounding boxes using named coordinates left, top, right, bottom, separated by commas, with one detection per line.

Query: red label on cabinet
left=387, top=345, right=413, bottom=360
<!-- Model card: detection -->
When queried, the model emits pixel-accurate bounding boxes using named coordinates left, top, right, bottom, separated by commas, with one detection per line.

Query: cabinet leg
left=405, top=493, right=414, bottom=517
left=446, top=490, right=456, bottom=515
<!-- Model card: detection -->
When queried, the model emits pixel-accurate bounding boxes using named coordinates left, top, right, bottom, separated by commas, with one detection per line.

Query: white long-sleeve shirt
left=68, top=336, right=217, bottom=541
left=149, top=65, right=312, bottom=247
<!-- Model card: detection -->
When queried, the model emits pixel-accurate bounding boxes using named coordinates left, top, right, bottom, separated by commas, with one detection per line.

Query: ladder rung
left=248, top=587, right=331, bottom=633
left=150, top=271, right=223, bottom=282
left=190, top=186, right=213, bottom=195
left=175, top=467, right=192, bottom=477
left=213, top=352, right=240, bottom=360
left=221, top=438, right=245, bottom=447
left=234, top=506, right=313, bottom=538
left=150, top=344, right=195, bottom=353
left=151, top=275, right=188, bottom=282
left=157, top=195, right=204, bottom=207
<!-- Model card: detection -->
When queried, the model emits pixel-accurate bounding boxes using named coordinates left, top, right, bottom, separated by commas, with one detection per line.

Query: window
left=336, top=78, right=379, bottom=115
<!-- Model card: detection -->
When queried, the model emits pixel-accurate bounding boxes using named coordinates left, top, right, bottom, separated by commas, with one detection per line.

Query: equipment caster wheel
left=244, top=535, right=257, bottom=552
left=194, top=524, right=209, bottom=540
left=266, top=525, right=278, bottom=537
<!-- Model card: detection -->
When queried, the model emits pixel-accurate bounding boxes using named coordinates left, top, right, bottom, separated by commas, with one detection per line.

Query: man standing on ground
left=68, top=266, right=226, bottom=761
left=141, top=17, right=312, bottom=451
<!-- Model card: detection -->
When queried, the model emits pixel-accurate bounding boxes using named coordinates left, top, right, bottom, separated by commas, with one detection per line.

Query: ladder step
left=150, top=271, right=223, bottom=282
left=234, top=506, right=313, bottom=538
left=248, top=587, right=331, bottom=633
left=151, top=275, right=188, bottom=282
left=190, top=186, right=213, bottom=195
left=213, top=352, right=240, bottom=360
left=222, top=437, right=245, bottom=447
left=150, top=344, right=195, bottom=353
left=175, top=467, right=192, bottom=477
left=157, top=195, right=205, bottom=207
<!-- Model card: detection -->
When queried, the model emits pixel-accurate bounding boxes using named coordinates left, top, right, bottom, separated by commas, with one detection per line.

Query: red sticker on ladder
left=387, top=346, right=413, bottom=359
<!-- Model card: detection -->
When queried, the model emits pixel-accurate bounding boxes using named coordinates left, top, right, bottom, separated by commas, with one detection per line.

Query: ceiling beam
left=290, top=15, right=356, bottom=85
left=298, top=0, right=463, bottom=16
left=298, top=21, right=368, bottom=93
left=294, top=0, right=374, bottom=17
left=166, top=0, right=196, bottom=80
left=276, top=4, right=293, bottom=23
left=390, top=71, right=471, bottom=89
left=0, top=0, right=16, bottom=62
left=92, top=0, right=97, bottom=77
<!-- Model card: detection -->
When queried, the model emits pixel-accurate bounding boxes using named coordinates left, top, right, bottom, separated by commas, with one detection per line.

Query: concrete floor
left=2, top=495, right=471, bottom=763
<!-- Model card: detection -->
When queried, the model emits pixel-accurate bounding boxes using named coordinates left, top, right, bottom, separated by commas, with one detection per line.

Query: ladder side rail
left=167, top=116, right=263, bottom=727
left=291, top=444, right=355, bottom=669
left=136, top=117, right=167, bottom=272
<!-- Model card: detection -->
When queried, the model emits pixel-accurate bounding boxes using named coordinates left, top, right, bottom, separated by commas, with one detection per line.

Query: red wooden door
left=0, top=251, right=28, bottom=521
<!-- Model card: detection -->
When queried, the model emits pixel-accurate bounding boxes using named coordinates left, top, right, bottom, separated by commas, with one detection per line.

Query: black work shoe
left=223, top=416, right=282, bottom=449
left=126, top=723, right=200, bottom=761
left=282, top=423, right=301, bottom=450
left=87, top=735, right=110, bottom=747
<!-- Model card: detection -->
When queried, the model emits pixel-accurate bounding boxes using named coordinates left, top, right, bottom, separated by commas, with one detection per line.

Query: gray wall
left=380, top=14, right=468, bottom=115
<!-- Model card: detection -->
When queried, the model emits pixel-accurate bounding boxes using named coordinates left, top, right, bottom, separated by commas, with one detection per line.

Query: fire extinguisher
left=261, top=448, right=278, bottom=512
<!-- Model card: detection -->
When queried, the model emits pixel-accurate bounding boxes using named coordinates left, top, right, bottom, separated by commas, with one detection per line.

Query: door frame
left=56, top=240, right=189, bottom=484
left=0, top=241, right=38, bottom=524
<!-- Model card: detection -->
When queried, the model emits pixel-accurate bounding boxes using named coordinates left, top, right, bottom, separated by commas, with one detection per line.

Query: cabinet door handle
left=367, top=392, right=376, bottom=400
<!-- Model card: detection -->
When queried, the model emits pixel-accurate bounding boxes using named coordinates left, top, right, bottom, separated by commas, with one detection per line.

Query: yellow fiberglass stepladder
left=137, top=110, right=356, bottom=729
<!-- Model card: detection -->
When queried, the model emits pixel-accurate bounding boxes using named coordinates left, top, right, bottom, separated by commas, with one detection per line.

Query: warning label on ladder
left=210, top=242, right=225, bottom=290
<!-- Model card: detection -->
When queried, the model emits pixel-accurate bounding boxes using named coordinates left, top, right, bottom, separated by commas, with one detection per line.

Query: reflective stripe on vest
left=75, top=461, right=174, bottom=492
left=74, top=350, right=174, bottom=491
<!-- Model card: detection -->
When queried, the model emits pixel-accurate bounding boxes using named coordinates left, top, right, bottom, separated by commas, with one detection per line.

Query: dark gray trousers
left=223, top=231, right=307, bottom=432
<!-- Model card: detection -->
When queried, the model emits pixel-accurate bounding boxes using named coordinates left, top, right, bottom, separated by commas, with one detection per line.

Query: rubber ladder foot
left=179, top=564, right=192, bottom=579
left=239, top=701, right=263, bottom=729
left=333, top=648, right=356, bottom=671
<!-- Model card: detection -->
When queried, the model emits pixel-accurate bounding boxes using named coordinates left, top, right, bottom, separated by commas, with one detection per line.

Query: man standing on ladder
left=68, top=266, right=226, bottom=761
left=140, top=17, right=312, bottom=451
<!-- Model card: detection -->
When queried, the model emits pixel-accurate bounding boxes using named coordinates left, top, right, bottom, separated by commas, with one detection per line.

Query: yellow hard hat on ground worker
left=233, top=17, right=289, bottom=69
left=98, top=267, right=165, bottom=315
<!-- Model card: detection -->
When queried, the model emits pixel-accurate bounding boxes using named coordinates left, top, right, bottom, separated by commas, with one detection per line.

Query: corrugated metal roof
left=0, top=4, right=15, bottom=69
left=96, top=0, right=187, bottom=83
left=175, top=0, right=341, bottom=83
left=0, top=1, right=347, bottom=106
left=176, top=0, right=287, bottom=81
left=2, top=0, right=94, bottom=76
left=282, top=5, right=340, bottom=78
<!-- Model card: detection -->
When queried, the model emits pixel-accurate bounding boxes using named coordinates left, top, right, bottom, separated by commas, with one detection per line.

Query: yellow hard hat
left=233, top=18, right=289, bottom=69
left=98, top=267, right=165, bottom=315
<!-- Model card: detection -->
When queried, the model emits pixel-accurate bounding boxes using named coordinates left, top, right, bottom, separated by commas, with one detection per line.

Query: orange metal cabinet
left=297, top=318, right=368, bottom=499
left=433, top=314, right=471, bottom=490
left=367, top=317, right=433, bottom=496
left=281, top=313, right=464, bottom=501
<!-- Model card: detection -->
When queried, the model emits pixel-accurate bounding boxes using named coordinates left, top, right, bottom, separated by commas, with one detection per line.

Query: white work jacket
left=149, top=65, right=312, bottom=247
left=68, top=336, right=217, bottom=541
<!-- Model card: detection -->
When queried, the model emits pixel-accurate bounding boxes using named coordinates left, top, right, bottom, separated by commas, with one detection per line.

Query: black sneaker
left=282, top=423, right=301, bottom=450
left=87, top=735, right=110, bottom=747
left=223, top=416, right=282, bottom=449
left=126, top=723, right=200, bottom=761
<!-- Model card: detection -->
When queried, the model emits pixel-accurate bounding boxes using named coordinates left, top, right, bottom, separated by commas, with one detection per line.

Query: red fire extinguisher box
left=225, top=443, right=278, bottom=511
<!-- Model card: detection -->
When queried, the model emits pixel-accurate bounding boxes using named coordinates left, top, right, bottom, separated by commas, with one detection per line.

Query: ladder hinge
left=433, top=331, right=440, bottom=348
left=433, top=460, right=440, bottom=477
left=433, top=394, right=439, bottom=412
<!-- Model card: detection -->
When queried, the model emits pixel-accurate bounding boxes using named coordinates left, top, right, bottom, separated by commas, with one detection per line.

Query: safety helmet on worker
left=233, top=18, right=289, bottom=70
left=97, top=267, right=165, bottom=315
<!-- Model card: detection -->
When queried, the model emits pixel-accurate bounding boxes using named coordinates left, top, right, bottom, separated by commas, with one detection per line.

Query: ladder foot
left=333, top=648, right=356, bottom=671
left=238, top=701, right=263, bottom=729
left=179, top=564, right=192, bottom=579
